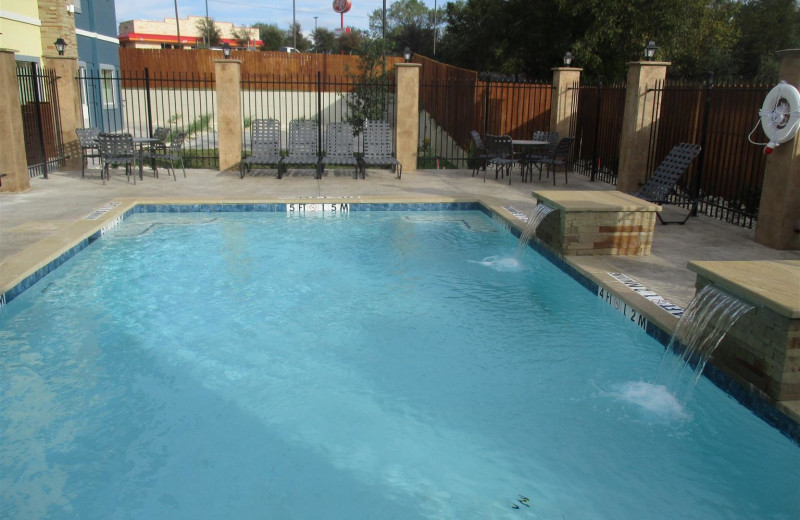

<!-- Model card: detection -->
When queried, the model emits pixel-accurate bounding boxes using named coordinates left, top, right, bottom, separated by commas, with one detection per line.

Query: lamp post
left=563, top=51, right=573, bottom=67
left=644, top=40, right=658, bottom=61
left=222, top=42, right=231, bottom=59
left=54, top=38, right=66, bottom=56
left=403, top=47, right=411, bottom=63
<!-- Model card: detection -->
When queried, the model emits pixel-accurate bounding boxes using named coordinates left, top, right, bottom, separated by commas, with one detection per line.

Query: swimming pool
left=1, top=207, right=798, bottom=519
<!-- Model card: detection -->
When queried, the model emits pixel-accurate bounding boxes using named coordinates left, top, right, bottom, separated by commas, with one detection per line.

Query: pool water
left=1, top=210, right=797, bottom=520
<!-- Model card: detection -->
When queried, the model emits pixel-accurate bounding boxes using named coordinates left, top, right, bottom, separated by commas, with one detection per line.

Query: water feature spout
left=656, top=284, right=753, bottom=402
left=515, top=203, right=555, bottom=259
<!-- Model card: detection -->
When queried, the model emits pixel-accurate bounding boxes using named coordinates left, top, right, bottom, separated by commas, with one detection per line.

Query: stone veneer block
left=688, top=260, right=800, bottom=405
left=531, top=190, right=661, bottom=256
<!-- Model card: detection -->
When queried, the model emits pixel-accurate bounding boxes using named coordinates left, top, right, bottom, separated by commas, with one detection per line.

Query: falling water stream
left=655, top=284, right=754, bottom=402
left=514, top=203, right=555, bottom=260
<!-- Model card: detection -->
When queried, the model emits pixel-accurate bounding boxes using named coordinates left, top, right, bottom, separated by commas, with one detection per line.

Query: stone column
left=395, top=63, right=421, bottom=173
left=616, top=61, right=670, bottom=193
left=42, top=55, right=83, bottom=170
left=0, top=49, right=31, bottom=192
left=214, top=59, right=242, bottom=172
left=754, top=49, right=800, bottom=250
left=549, top=67, right=582, bottom=138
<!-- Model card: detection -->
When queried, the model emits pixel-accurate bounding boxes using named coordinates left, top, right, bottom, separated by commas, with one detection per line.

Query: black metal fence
left=17, top=63, right=65, bottom=178
left=417, top=78, right=552, bottom=169
left=646, top=79, right=770, bottom=228
left=240, top=72, right=397, bottom=157
left=79, top=68, right=217, bottom=167
left=569, top=81, right=627, bottom=184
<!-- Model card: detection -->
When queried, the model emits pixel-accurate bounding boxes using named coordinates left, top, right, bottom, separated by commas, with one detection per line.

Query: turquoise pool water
left=1, top=210, right=797, bottom=519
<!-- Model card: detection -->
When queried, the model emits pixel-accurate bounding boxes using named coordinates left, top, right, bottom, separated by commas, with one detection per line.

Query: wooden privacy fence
left=120, top=48, right=403, bottom=83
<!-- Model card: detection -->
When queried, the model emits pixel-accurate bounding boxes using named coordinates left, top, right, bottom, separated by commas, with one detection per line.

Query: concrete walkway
left=2, top=165, right=799, bottom=313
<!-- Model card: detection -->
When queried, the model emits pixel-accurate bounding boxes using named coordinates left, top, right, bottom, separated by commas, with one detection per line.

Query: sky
left=115, top=0, right=440, bottom=36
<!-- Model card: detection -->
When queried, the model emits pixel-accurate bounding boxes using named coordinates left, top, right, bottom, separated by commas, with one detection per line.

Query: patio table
left=133, top=137, right=160, bottom=180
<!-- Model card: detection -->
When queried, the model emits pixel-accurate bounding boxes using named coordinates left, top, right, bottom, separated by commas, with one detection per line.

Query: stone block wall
left=537, top=210, right=657, bottom=256
left=697, top=277, right=800, bottom=402
left=38, top=1, right=78, bottom=59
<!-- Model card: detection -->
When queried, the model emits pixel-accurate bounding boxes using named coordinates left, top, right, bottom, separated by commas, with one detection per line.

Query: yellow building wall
left=0, top=1, right=43, bottom=59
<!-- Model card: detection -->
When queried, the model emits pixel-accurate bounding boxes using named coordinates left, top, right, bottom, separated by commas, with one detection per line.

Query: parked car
left=278, top=46, right=300, bottom=54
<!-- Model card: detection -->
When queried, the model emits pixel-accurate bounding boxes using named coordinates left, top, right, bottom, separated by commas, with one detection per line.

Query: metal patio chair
left=630, top=142, right=702, bottom=225
left=283, top=119, right=322, bottom=178
left=97, top=132, right=138, bottom=184
left=485, top=134, right=515, bottom=183
left=142, top=131, right=187, bottom=180
left=322, top=122, right=359, bottom=179
left=75, top=127, right=101, bottom=178
left=470, top=130, right=493, bottom=180
left=520, top=131, right=558, bottom=182
left=537, top=137, right=575, bottom=185
left=360, top=120, right=402, bottom=179
left=241, top=119, right=283, bottom=179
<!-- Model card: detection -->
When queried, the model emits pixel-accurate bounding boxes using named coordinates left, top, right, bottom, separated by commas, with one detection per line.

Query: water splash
left=514, top=204, right=555, bottom=260
left=656, top=285, right=753, bottom=403
left=470, top=255, right=524, bottom=272
left=616, top=381, right=688, bottom=420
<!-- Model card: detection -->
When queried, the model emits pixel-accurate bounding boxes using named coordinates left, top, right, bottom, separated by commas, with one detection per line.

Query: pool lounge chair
left=360, top=120, right=402, bottom=179
left=630, top=142, right=702, bottom=225
left=322, top=122, right=359, bottom=179
left=283, top=119, right=322, bottom=179
left=470, top=130, right=492, bottom=180
left=241, top=119, right=283, bottom=179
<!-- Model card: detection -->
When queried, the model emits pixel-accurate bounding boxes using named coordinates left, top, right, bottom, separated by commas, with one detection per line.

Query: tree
left=312, top=27, right=337, bottom=54
left=345, top=37, right=392, bottom=135
left=339, top=29, right=364, bottom=55
left=284, top=22, right=312, bottom=51
left=231, top=28, right=253, bottom=48
left=734, top=0, right=800, bottom=82
left=195, top=17, right=222, bottom=48
left=254, top=23, right=284, bottom=51
left=368, top=0, right=436, bottom=56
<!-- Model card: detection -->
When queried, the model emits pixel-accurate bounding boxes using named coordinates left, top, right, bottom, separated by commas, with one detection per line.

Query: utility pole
left=293, top=0, right=297, bottom=49
left=314, top=16, right=318, bottom=31
left=433, top=0, right=437, bottom=55
left=173, top=0, right=181, bottom=49
left=204, top=0, right=210, bottom=47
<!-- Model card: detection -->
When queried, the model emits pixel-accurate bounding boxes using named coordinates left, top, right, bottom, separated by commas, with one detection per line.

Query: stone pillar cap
left=551, top=66, right=583, bottom=72
left=626, top=60, right=672, bottom=66
left=213, top=59, right=242, bottom=64
left=395, top=62, right=421, bottom=67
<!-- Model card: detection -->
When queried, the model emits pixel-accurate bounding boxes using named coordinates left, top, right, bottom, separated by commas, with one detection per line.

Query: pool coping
left=1, top=196, right=798, bottom=442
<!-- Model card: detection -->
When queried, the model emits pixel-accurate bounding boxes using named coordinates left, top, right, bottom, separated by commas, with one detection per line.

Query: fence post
left=395, top=62, right=422, bottom=173
left=214, top=58, right=242, bottom=172
left=550, top=66, right=581, bottom=138
left=483, top=75, right=490, bottom=136
left=0, top=49, right=30, bottom=192
left=590, top=77, right=604, bottom=182
left=144, top=67, right=154, bottom=138
left=616, top=60, right=670, bottom=193
left=691, top=72, right=713, bottom=216
left=43, top=54, right=82, bottom=172
left=754, top=49, right=800, bottom=250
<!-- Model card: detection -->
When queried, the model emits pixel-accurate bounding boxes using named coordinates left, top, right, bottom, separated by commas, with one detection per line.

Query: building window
left=100, top=67, right=116, bottom=108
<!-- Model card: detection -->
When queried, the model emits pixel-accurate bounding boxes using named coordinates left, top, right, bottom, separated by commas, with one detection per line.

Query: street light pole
left=293, top=0, right=297, bottom=49
left=204, top=0, right=210, bottom=47
left=173, top=0, right=181, bottom=49
left=433, top=0, right=437, bottom=55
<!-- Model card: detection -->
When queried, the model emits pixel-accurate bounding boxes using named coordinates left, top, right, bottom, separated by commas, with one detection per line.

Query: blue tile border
left=2, top=200, right=797, bottom=444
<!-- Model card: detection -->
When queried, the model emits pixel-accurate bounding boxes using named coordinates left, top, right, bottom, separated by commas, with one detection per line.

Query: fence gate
left=569, top=81, right=626, bottom=184
left=16, top=63, right=65, bottom=178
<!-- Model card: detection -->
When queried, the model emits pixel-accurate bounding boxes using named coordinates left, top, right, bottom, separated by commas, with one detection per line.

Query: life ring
left=759, top=81, right=800, bottom=154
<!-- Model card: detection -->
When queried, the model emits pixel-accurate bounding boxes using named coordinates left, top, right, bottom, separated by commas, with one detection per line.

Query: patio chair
left=142, top=132, right=187, bottom=180
left=322, top=122, right=359, bottom=179
left=97, top=132, right=138, bottom=184
left=630, top=142, right=702, bottom=225
left=283, top=119, right=322, bottom=178
left=75, top=127, right=101, bottom=178
left=485, top=134, right=515, bottom=183
left=470, top=130, right=492, bottom=179
left=360, top=120, right=402, bottom=179
left=241, top=119, right=283, bottom=179
left=536, top=137, right=574, bottom=185
left=520, top=131, right=558, bottom=182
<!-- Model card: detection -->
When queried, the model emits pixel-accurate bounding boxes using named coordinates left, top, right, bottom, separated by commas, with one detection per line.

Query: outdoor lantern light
left=403, top=47, right=411, bottom=63
left=644, top=40, right=658, bottom=61
left=54, top=38, right=66, bottom=56
left=563, top=51, right=573, bottom=66
left=222, top=42, right=231, bottom=59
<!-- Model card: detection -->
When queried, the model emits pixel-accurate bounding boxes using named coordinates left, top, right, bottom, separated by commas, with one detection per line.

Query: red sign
left=332, top=0, right=352, bottom=14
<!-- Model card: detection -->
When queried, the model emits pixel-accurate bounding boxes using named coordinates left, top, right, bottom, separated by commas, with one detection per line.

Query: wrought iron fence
left=79, top=68, right=217, bottom=167
left=569, top=81, right=626, bottom=184
left=646, top=79, right=770, bottom=228
left=417, top=78, right=552, bottom=169
left=16, top=63, right=65, bottom=178
left=240, top=72, right=397, bottom=157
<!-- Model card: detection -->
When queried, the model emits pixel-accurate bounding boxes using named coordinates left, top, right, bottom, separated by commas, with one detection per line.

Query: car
left=278, top=46, right=300, bottom=54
